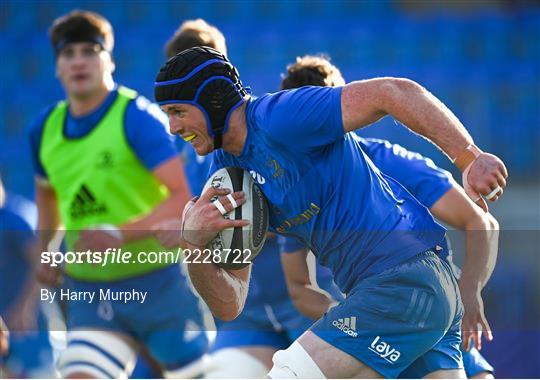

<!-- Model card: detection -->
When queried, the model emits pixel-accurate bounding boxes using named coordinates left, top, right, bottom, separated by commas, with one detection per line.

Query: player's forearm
left=289, top=284, right=336, bottom=320
left=120, top=190, right=190, bottom=243
left=187, top=245, right=250, bottom=321
left=381, top=78, right=473, bottom=160
left=460, top=213, right=499, bottom=291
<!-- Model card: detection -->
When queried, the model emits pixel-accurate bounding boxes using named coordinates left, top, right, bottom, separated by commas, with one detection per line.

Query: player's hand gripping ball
left=186, top=167, right=269, bottom=269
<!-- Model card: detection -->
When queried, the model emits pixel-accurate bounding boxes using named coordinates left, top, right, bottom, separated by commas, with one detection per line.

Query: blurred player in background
left=156, top=19, right=341, bottom=378
left=164, top=19, right=227, bottom=65
left=0, top=316, right=8, bottom=355
left=29, top=10, right=209, bottom=378
left=155, top=44, right=507, bottom=378
left=0, top=177, right=57, bottom=378
left=278, top=55, right=497, bottom=379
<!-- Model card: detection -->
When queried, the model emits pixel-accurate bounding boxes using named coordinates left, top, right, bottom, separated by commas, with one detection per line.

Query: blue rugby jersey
left=358, top=136, right=453, bottom=259
left=357, top=137, right=453, bottom=209
left=280, top=136, right=454, bottom=262
left=210, top=86, right=446, bottom=293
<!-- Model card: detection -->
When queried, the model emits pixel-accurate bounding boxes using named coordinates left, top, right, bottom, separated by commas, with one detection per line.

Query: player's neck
left=67, top=78, right=114, bottom=117
left=222, top=100, right=248, bottom=156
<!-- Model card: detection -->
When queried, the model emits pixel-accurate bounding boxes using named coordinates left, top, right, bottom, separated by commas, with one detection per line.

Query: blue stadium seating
left=1, top=0, right=539, bottom=199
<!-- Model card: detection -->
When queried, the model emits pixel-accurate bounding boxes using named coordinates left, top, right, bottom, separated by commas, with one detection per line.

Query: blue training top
left=358, top=137, right=453, bottom=209
left=28, top=86, right=177, bottom=178
left=210, top=86, right=446, bottom=293
left=280, top=135, right=454, bottom=257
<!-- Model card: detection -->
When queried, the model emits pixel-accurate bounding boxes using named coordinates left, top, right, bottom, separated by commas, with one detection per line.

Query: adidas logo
left=332, top=317, right=358, bottom=337
left=70, top=184, right=107, bottom=219
left=368, top=336, right=401, bottom=363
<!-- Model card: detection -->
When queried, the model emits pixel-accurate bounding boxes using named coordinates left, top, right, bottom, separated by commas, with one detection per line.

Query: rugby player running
left=155, top=19, right=345, bottom=378
left=157, top=21, right=496, bottom=378
left=154, top=47, right=507, bottom=378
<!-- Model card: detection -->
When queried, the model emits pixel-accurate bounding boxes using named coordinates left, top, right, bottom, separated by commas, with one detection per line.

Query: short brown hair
left=49, top=10, right=114, bottom=54
left=165, top=19, right=227, bottom=59
left=280, top=55, right=345, bottom=90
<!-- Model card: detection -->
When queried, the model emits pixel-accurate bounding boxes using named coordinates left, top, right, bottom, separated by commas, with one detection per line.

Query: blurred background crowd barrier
left=0, top=0, right=538, bottom=378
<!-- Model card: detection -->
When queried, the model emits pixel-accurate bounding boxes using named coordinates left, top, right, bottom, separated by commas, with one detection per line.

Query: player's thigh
left=58, top=329, right=137, bottom=379
left=299, top=330, right=383, bottom=378
left=268, top=331, right=381, bottom=379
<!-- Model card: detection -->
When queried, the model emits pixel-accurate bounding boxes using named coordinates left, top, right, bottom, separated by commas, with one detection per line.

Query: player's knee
left=204, top=348, right=268, bottom=378
left=267, top=341, right=326, bottom=379
left=58, top=330, right=136, bottom=379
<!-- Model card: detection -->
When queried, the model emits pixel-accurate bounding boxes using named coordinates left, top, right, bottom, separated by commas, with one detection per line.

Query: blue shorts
left=310, top=250, right=463, bottom=379
left=213, top=298, right=314, bottom=351
left=63, top=265, right=209, bottom=370
left=462, top=347, right=494, bottom=377
left=399, top=345, right=493, bottom=378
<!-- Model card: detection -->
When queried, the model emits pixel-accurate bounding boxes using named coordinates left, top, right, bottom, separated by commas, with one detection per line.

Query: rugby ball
left=202, top=167, right=269, bottom=269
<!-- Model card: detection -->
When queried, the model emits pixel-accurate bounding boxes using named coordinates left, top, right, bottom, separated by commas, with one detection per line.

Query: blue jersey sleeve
left=125, top=96, right=178, bottom=170
left=251, top=86, right=344, bottom=152
left=358, top=137, right=453, bottom=208
left=277, top=235, right=307, bottom=253
left=28, top=105, right=55, bottom=178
